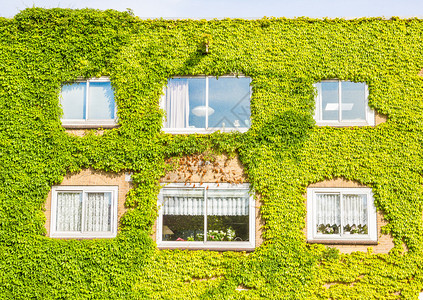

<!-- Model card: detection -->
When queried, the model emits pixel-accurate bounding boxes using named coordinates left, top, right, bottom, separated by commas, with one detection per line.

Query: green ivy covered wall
left=1, top=7, right=423, bottom=298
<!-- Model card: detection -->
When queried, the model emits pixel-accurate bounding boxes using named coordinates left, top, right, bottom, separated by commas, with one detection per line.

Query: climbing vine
left=0, top=8, right=423, bottom=298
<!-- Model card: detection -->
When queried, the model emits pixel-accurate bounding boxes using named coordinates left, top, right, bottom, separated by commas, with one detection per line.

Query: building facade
left=1, top=8, right=423, bottom=299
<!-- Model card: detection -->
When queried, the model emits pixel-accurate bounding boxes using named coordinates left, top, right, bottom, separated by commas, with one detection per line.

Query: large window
left=313, top=80, right=374, bottom=126
left=160, top=76, right=251, bottom=133
left=307, top=188, right=377, bottom=242
left=157, top=183, right=255, bottom=250
left=50, top=186, right=118, bottom=238
left=60, top=77, right=116, bottom=128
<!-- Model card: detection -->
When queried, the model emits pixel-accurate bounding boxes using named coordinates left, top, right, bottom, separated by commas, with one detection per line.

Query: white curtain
left=84, top=192, right=111, bottom=232
left=56, top=192, right=82, bottom=231
left=163, top=196, right=204, bottom=215
left=161, top=81, right=189, bottom=128
left=162, top=189, right=249, bottom=216
left=207, top=197, right=249, bottom=216
left=316, top=193, right=340, bottom=227
left=343, top=194, right=367, bottom=226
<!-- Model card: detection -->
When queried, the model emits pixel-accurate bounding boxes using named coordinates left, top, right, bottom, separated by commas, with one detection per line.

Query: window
left=160, top=76, right=251, bottom=133
left=157, top=183, right=255, bottom=250
left=60, top=77, right=117, bottom=128
left=314, top=80, right=374, bottom=126
left=307, top=188, right=377, bottom=242
left=50, top=186, right=118, bottom=238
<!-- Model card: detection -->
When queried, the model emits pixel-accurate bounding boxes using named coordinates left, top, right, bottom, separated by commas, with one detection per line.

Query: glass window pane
left=84, top=192, right=112, bottom=232
left=56, top=192, right=82, bottom=232
left=341, top=82, right=366, bottom=121
left=187, top=78, right=207, bottom=128
left=342, top=194, right=368, bottom=235
left=208, top=77, right=251, bottom=129
left=162, top=188, right=204, bottom=241
left=206, top=189, right=250, bottom=241
left=61, top=83, right=86, bottom=119
left=315, top=193, right=340, bottom=235
left=320, top=81, right=339, bottom=121
left=88, top=82, right=115, bottom=120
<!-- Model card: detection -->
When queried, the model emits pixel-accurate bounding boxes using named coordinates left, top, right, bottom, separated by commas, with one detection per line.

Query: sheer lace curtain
left=315, top=193, right=367, bottom=232
left=343, top=194, right=367, bottom=227
left=85, top=192, right=111, bottom=232
left=207, top=190, right=249, bottom=216
left=163, top=196, right=204, bottom=215
left=161, top=81, right=189, bottom=128
left=316, top=193, right=340, bottom=228
left=56, top=192, right=111, bottom=232
left=56, top=192, right=82, bottom=231
left=163, top=189, right=249, bottom=216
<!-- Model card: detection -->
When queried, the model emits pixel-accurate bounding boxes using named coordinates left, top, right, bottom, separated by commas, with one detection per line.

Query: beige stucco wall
left=305, top=178, right=394, bottom=254
left=44, top=169, right=132, bottom=237
left=160, top=153, right=264, bottom=249
left=375, top=111, right=387, bottom=125
left=65, top=129, right=106, bottom=137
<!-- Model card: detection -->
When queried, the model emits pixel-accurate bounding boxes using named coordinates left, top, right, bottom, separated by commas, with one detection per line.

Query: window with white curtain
left=307, top=188, right=377, bottom=242
left=160, top=76, right=251, bottom=134
left=60, top=77, right=117, bottom=128
left=313, top=80, right=374, bottom=126
left=50, top=186, right=118, bottom=238
left=157, top=183, right=255, bottom=250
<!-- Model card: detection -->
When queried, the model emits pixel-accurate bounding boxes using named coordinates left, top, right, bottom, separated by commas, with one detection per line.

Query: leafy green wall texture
left=1, top=8, right=423, bottom=298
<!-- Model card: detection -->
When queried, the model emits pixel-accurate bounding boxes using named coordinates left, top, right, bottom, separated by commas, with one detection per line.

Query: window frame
left=313, top=80, right=375, bottom=127
left=161, top=75, right=252, bottom=134
left=306, top=187, right=377, bottom=243
left=156, top=183, right=256, bottom=250
left=60, top=77, right=117, bottom=128
left=50, top=185, right=118, bottom=238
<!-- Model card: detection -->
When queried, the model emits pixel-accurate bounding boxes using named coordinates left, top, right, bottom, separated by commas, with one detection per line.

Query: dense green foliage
left=1, top=7, right=423, bottom=298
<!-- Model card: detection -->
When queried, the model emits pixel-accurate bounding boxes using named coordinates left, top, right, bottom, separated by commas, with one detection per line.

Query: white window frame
left=161, top=75, right=252, bottom=134
left=60, top=77, right=117, bottom=128
left=307, top=187, right=377, bottom=242
left=313, top=80, right=375, bottom=127
left=157, top=183, right=255, bottom=250
left=50, top=185, right=118, bottom=238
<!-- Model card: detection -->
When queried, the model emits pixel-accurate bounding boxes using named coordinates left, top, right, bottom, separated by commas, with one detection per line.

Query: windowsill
left=307, top=239, right=378, bottom=245
left=162, top=127, right=249, bottom=134
left=50, top=233, right=117, bottom=239
left=157, top=243, right=255, bottom=252
left=315, top=121, right=375, bottom=127
left=61, top=120, right=119, bottom=129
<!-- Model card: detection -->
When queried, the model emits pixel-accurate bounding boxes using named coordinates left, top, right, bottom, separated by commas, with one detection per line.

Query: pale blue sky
left=1, top=0, right=423, bottom=19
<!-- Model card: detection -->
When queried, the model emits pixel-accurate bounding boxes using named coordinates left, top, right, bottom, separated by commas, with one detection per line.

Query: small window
left=157, top=183, right=255, bottom=250
left=307, top=188, right=377, bottom=242
left=160, top=76, right=251, bottom=133
left=60, top=77, right=117, bottom=128
left=50, top=186, right=118, bottom=238
left=314, top=80, right=374, bottom=126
